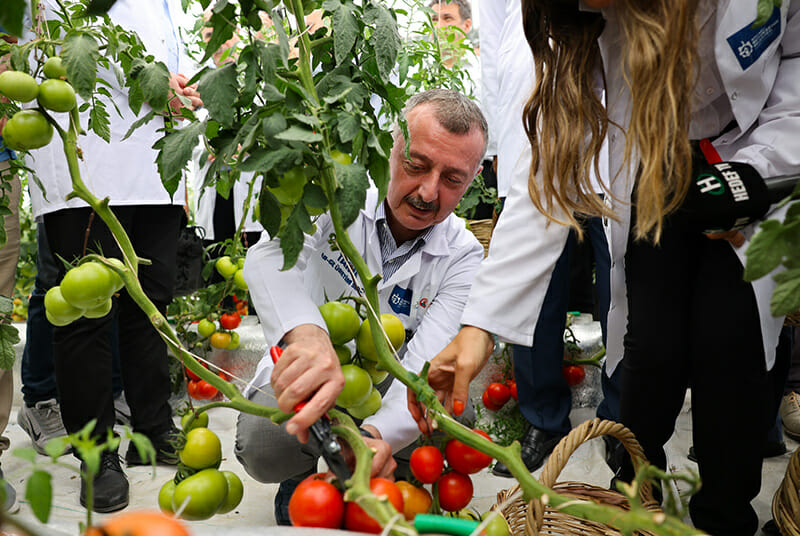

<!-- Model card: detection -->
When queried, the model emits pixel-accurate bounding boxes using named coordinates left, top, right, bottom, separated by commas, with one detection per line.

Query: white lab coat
left=25, top=0, right=194, bottom=220
left=244, top=189, right=484, bottom=451
left=463, top=0, right=800, bottom=372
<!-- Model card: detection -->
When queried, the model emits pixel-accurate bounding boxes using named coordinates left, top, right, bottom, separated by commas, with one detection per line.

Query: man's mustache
left=405, top=195, right=439, bottom=212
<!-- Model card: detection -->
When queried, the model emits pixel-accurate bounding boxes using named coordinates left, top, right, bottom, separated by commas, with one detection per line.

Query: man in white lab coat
left=235, top=88, right=487, bottom=524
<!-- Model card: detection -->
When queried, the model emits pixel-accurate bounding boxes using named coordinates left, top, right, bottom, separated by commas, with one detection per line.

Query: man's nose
left=417, top=174, right=439, bottom=201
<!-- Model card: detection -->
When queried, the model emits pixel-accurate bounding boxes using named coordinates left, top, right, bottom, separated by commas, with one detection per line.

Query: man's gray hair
left=395, top=88, right=488, bottom=160
left=427, top=0, right=472, bottom=22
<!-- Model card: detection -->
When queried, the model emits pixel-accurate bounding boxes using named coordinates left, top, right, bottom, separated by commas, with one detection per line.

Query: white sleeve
left=479, top=0, right=503, bottom=158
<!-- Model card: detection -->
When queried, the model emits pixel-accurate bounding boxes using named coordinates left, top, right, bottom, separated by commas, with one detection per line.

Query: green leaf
left=253, top=39, right=278, bottom=81
left=89, top=100, right=111, bottom=143
left=128, top=59, right=170, bottom=111
left=240, top=146, right=299, bottom=173
left=743, top=219, right=785, bottom=281
left=0, top=0, right=25, bottom=37
left=154, top=120, right=206, bottom=194
left=62, top=31, right=100, bottom=100
left=83, top=0, right=118, bottom=15
left=258, top=188, right=282, bottom=237
left=262, top=112, right=288, bottom=138
left=303, top=183, right=327, bottom=209
left=336, top=112, right=361, bottom=143
left=202, top=4, right=238, bottom=64
left=770, top=268, right=800, bottom=316
left=367, top=151, right=389, bottom=204
left=332, top=3, right=358, bottom=65
left=44, top=437, right=70, bottom=459
left=273, top=13, right=291, bottom=68
left=275, top=125, right=323, bottom=143
left=280, top=204, right=311, bottom=270
left=11, top=447, right=37, bottom=463
left=198, top=62, right=238, bottom=128
left=127, top=432, right=156, bottom=466
left=122, top=109, right=157, bottom=141
left=364, top=2, right=400, bottom=82
left=0, top=324, right=18, bottom=371
left=334, top=163, right=368, bottom=228
left=26, top=470, right=52, bottom=524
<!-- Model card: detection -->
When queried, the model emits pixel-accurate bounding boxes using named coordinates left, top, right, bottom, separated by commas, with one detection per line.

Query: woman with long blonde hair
left=410, top=1, right=799, bottom=534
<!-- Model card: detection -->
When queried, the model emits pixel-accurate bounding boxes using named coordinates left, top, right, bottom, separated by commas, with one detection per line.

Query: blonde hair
left=521, top=0, right=699, bottom=242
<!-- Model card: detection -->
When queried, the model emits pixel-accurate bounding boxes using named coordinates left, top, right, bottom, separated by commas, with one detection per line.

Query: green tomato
left=269, top=166, right=306, bottom=205
left=37, top=79, right=77, bottom=113
left=44, top=286, right=84, bottom=327
left=329, top=149, right=352, bottom=165
left=334, top=344, right=352, bottom=365
left=60, top=262, right=117, bottom=310
left=83, top=298, right=112, bottom=319
left=42, top=56, right=68, bottom=79
left=216, top=471, right=244, bottom=514
left=361, top=360, right=389, bottom=385
left=481, top=512, right=511, bottom=536
left=318, top=301, right=361, bottom=345
left=233, top=269, right=248, bottom=291
left=236, top=257, right=245, bottom=269
left=0, top=71, right=39, bottom=103
left=336, top=364, right=373, bottom=408
left=158, top=479, right=176, bottom=514
left=2, top=109, right=53, bottom=151
left=356, top=314, right=406, bottom=361
left=181, top=410, right=210, bottom=431
left=172, top=468, right=229, bottom=521
left=226, top=330, right=240, bottom=350
left=105, top=258, right=126, bottom=292
left=197, top=318, right=217, bottom=338
left=215, top=256, right=237, bottom=279
left=179, top=427, right=222, bottom=470
left=347, top=386, right=381, bottom=419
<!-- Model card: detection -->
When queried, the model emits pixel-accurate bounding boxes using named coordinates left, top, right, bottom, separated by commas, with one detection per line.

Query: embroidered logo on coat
left=726, top=6, right=781, bottom=70
left=388, top=285, right=413, bottom=316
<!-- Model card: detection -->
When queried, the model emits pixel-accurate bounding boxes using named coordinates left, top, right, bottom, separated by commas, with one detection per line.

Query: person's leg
left=688, top=238, right=775, bottom=536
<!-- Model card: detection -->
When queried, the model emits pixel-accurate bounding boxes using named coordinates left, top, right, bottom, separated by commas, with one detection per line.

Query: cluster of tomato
left=481, top=379, right=517, bottom=412
left=184, top=361, right=228, bottom=400
left=197, top=310, right=242, bottom=351
left=214, top=255, right=248, bottom=292
left=319, top=300, right=405, bottom=420
left=0, top=57, right=76, bottom=151
left=158, top=414, right=244, bottom=521
left=44, top=259, right=125, bottom=326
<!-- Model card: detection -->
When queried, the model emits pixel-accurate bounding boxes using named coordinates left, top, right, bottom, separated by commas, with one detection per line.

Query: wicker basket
left=494, top=419, right=662, bottom=536
left=772, top=445, right=800, bottom=536
left=467, top=218, right=494, bottom=257
left=785, top=311, right=800, bottom=327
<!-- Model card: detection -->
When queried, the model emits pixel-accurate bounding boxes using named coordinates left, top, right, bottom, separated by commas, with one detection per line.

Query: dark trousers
left=44, top=205, right=182, bottom=439
left=621, top=220, right=782, bottom=536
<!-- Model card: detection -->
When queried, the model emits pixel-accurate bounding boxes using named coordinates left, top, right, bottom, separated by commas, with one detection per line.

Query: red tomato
left=289, top=474, right=345, bottom=528
left=562, top=365, right=586, bottom=387
left=486, top=382, right=511, bottom=407
left=444, top=430, right=493, bottom=475
left=186, top=380, right=199, bottom=399
left=481, top=390, right=503, bottom=411
left=185, top=366, right=200, bottom=382
left=219, top=312, right=241, bottom=330
left=507, top=380, right=518, bottom=401
left=344, top=478, right=404, bottom=533
left=409, top=445, right=444, bottom=484
left=188, top=380, right=218, bottom=400
left=436, top=471, right=473, bottom=512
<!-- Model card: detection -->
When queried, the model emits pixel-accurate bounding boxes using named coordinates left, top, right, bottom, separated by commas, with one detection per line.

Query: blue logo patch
left=726, top=6, right=781, bottom=71
left=388, top=285, right=413, bottom=316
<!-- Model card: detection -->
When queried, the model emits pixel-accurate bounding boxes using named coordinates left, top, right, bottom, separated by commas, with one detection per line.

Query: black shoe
left=492, top=427, right=566, bottom=477
left=125, top=426, right=180, bottom=466
left=274, top=478, right=301, bottom=526
left=688, top=440, right=787, bottom=463
left=80, top=451, right=129, bottom=513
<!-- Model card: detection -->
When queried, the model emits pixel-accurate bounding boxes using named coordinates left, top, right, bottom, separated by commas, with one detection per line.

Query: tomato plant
left=344, top=478, right=404, bottom=533
left=562, top=365, right=586, bottom=386
left=336, top=364, right=373, bottom=408
left=444, top=430, right=493, bottom=474
left=219, top=312, right=241, bottom=330
left=436, top=471, right=473, bottom=512
left=172, top=468, right=229, bottom=521
left=289, top=473, right=345, bottom=528
left=179, top=427, right=222, bottom=470
left=318, top=301, right=361, bottom=345
left=37, top=79, right=77, bottom=112
left=0, top=70, right=38, bottom=102
left=395, top=481, right=432, bottom=520
left=410, top=445, right=445, bottom=484
left=2, top=109, right=53, bottom=151
left=486, top=382, right=511, bottom=407
left=356, top=313, right=406, bottom=361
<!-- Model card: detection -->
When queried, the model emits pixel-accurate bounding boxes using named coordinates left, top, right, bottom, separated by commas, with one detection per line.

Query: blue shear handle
left=414, top=514, right=481, bottom=536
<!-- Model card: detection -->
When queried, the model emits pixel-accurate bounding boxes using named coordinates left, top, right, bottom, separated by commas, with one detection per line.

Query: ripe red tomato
left=482, top=390, right=502, bottom=411
left=444, top=430, right=493, bottom=475
left=486, top=382, right=511, bottom=407
left=188, top=380, right=217, bottom=400
left=506, top=380, right=518, bottom=401
left=219, top=312, right=241, bottom=330
left=436, top=471, right=473, bottom=512
left=344, top=478, right=404, bottom=533
left=409, top=445, right=444, bottom=484
left=562, top=365, right=586, bottom=386
left=289, top=474, right=345, bottom=528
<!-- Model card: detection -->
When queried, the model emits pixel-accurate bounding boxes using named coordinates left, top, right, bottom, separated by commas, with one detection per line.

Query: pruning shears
left=269, top=345, right=352, bottom=484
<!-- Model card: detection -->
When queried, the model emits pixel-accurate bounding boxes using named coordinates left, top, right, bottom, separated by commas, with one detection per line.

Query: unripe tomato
left=395, top=481, right=432, bottom=520
left=288, top=473, right=345, bottom=528
left=215, top=256, right=237, bottom=279
left=219, top=312, right=241, bottom=330
left=83, top=298, right=113, bottom=319
left=43, top=56, right=68, bottom=79
left=209, top=331, right=232, bottom=349
left=436, top=471, right=473, bottom=512
left=444, top=429, right=493, bottom=474
left=172, top=468, right=228, bottom=521
left=2, top=109, right=53, bottom=151
left=344, top=478, right=404, bottom=533
left=0, top=71, right=39, bottom=102
left=347, top=386, right=381, bottom=419
left=179, top=427, right=222, bottom=470
left=44, top=286, right=85, bottom=326
left=269, top=166, right=306, bottom=205
left=481, top=511, right=511, bottom=536
left=336, top=364, right=373, bottom=408
left=226, top=331, right=240, bottom=350
left=410, top=445, right=445, bottom=484
left=181, top=410, right=209, bottom=431
left=233, top=269, right=248, bottom=290
left=319, top=301, right=360, bottom=345
left=356, top=313, right=405, bottom=361
left=334, top=344, right=352, bottom=365
left=217, top=471, right=244, bottom=514
left=330, top=149, right=353, bottom=165
left=197, top=318, right=216, bottom=338
left=60, top=262, right=117, bottom=310
left=37, top=79, right=76, bottom=112
left=158, top=479, right=176, bottom=513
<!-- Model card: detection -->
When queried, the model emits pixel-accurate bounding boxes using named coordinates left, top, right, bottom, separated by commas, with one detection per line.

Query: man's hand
left=168, top=73, right=202, bottom=115
left=407, top=325, right=494, bottom=433
left=271, top=324, right=344, bottom=443
left=705, top=230, right=745, bottom=248
left=340, top=426, right=397, bottom=480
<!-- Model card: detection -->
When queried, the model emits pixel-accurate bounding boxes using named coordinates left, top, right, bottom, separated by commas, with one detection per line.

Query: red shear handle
left=270, top=345, right=283, bottom=364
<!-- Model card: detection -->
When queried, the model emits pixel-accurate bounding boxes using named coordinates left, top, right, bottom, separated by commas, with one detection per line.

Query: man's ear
left=463, top=19, right=472, bottom=34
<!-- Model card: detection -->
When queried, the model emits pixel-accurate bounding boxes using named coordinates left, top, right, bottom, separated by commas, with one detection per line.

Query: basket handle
left=539, top=419, right=654, bottom=498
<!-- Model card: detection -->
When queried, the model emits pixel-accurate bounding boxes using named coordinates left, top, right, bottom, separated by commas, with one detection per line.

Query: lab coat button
left=731, top=91, right=738, bottom=100
left=705, top=87, right=714, bottom=96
